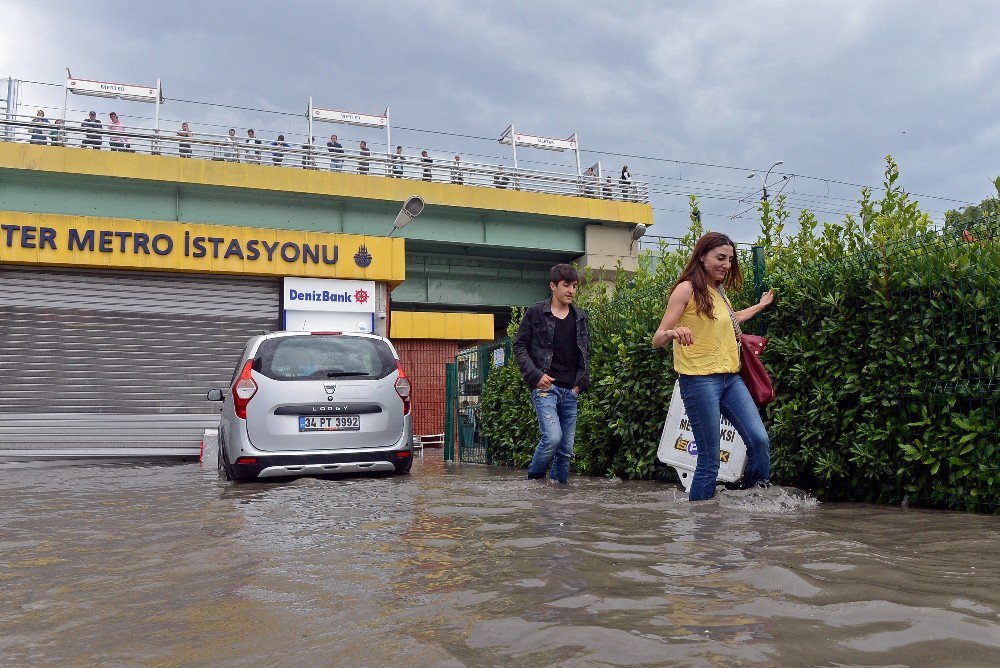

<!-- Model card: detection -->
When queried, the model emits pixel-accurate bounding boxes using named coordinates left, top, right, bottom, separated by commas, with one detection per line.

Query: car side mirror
left=206, top=388, right=224, bottom=401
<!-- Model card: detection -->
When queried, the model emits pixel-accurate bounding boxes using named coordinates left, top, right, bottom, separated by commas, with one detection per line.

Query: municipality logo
left=354, top=244, right=372, bottom=268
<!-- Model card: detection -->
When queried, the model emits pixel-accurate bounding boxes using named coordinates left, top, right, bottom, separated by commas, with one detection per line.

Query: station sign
left=67, top=77, right=160, bottom=103
left=499, top=126, right=577, bottom=151
left=311, top=106, right=388, bottom=128
left=0, top=212, right=405, bottom=285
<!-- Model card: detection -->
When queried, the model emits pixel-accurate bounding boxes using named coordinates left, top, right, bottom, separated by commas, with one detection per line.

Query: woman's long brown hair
left=672, top=232, right=743, bottom=319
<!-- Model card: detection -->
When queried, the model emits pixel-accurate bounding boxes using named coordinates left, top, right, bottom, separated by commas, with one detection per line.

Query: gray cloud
left=2, top=0, right=996, bottom=239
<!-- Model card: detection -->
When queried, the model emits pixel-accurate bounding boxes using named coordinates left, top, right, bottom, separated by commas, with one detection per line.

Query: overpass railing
left=0, top=113, right=650, bottom=203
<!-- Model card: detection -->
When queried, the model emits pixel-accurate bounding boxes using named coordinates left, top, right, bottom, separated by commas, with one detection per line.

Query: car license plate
left=299, top=415, right=360, bottom=432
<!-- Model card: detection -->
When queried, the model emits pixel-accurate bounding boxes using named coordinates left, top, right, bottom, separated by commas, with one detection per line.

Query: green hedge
left=482, top=158, right=999, bottom=511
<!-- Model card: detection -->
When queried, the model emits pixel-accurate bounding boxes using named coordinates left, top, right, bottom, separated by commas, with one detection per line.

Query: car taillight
left=394, top=360, right=411, bottom=416
left=232, top=360, right=258, bottom=419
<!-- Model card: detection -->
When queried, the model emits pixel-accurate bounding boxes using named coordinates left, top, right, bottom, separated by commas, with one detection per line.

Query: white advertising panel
left=283, top=278, right=376, bottom=313
left=500, top=129, right=577, bottom=151
left=312, top=107, right=387, bottom=128
left=67, top=77, right=159, bottom=102
left=283, top=311, right=373, bottom=334
left=657, top=380, right=748, bottom=491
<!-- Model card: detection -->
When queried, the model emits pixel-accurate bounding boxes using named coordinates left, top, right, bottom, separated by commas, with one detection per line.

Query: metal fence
left=0, top=112, right=650, bottom=203
left=444, top=339, right=511, bottom=463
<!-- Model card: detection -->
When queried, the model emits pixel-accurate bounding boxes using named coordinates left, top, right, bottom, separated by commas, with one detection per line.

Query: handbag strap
left=715, top=286, right=743, bottom=342
left=716, top=287, right=745, bottom=372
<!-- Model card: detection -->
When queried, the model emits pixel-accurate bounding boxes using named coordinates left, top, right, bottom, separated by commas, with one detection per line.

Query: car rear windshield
left=254, top=335, right=396, bottom=381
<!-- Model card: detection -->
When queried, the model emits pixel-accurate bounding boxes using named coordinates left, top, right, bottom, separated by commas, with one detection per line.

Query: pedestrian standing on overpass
left=513, top=264, right=590, bottom=484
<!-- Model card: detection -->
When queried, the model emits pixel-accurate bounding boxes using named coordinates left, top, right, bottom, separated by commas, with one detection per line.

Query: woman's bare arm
left=652, top=281, right=695, bottom=348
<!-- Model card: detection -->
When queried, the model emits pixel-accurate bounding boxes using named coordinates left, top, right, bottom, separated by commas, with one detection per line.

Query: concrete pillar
left=579, top=224, right=640, bottom=277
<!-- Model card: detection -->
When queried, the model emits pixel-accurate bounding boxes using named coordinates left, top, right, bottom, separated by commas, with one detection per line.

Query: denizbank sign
left=0, top=212, right=405, bottom=284
left=284, top=277, right=375, bottom=313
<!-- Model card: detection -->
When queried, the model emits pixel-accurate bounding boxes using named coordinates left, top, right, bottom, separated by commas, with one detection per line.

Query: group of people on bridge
left=15, top=109, right=642, bottom=201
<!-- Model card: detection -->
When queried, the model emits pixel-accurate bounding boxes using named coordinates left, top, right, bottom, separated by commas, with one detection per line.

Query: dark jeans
left=678, top=373, right=771, bottom=501
left=527, top=386, right=578, bottom=484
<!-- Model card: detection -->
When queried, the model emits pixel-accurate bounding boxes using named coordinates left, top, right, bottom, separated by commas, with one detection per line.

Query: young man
left=513, top=264, right=590, bottom=484
left=326, top=134, right=343, bottom=171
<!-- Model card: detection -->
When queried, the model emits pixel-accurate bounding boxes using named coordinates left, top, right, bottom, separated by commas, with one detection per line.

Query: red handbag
left=739, top=333, right=776, bottom=407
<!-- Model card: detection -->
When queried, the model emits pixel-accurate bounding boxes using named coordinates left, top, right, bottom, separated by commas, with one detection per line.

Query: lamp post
left=389, top=196, right=425, bottom=236
left=746, top=160, right=784, bottom=202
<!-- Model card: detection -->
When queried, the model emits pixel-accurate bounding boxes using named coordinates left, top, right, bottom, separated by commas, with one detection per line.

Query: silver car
left=207, top=331, right=413, bottom=481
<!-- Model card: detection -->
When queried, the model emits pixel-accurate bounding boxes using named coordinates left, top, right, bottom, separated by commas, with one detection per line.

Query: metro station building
left=0, top=89, right=652, bottom=459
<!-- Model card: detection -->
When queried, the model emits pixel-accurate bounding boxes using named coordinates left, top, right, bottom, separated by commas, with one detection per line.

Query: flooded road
left=2, top=451, right=998, bottom=667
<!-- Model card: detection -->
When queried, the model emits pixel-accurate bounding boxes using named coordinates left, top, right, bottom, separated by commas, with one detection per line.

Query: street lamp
left=389, top=196, right=425, bottom=236
left=747, top=160, right=784, bottom=202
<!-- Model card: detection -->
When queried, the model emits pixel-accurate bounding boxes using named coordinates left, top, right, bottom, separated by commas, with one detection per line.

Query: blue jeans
left=678, top=373, right=771, bottom=501
left=527, top=386, right=578, bottom=484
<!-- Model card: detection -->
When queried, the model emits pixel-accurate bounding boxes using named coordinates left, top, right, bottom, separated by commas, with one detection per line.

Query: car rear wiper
left=325, top=371, right=370, bottom=377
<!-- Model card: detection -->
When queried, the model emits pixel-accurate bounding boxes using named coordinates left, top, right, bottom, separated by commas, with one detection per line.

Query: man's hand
left=572, top=385, right=580, bottom=395
left=536, top=374, right=555, bottom=390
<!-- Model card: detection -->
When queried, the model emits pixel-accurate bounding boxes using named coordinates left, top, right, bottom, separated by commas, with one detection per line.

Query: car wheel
left=394, top=456, right=413, bottom=475
left=218, top=441, right=234, bottom=481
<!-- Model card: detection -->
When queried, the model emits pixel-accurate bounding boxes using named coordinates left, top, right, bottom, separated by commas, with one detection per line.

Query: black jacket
left=513, top=300, right=590, bottom=392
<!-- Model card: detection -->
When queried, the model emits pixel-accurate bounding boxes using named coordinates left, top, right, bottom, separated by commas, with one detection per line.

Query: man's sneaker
left=755, top=479, right=772, bottom=489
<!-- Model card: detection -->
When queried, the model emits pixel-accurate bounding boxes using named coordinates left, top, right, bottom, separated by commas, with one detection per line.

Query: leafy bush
left=760, top=158, right=998, bottom=510
left=482, top=158, right=999, bottom=511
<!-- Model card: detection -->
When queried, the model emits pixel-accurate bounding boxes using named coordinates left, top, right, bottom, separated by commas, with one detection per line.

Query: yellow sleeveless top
left=672, top=288, right=740, bottom=375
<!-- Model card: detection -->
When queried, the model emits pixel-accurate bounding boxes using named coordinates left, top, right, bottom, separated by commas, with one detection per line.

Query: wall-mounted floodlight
left=631, top=223, right=647, bottom=241
left=390, top=196, right=425, bottom=235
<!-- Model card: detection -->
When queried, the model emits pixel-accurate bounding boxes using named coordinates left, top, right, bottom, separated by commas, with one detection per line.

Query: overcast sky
left=2, top=0, right=997, bottom=240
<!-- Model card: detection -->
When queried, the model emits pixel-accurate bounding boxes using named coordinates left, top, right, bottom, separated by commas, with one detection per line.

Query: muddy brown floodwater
left=1, top=449, right=998, bottom=667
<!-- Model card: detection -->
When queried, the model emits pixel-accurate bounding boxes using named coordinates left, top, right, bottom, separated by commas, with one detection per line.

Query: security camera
left=393, top=196, right=425, bottom=230
left=631, top=224, right=647, bottom=241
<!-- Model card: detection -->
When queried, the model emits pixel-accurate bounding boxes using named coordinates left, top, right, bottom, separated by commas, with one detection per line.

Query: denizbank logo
left=283, top=278, right=376, bottom=314
left=0, top=214, right=404, bottom=283
left=289, top=289, right=356, bottom=303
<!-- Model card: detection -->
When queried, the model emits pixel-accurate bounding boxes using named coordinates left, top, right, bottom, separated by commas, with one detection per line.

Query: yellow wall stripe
left=0, top=143, right=653, bottom=226
left=390, top=311, right=494, bottom=341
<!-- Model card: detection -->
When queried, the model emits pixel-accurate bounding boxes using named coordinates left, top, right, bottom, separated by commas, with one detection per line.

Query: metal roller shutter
left=0, top=266, right=280, bottom=459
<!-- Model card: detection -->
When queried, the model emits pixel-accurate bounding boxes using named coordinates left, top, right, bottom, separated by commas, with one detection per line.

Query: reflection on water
left=1, top=452, right=998, bottom=666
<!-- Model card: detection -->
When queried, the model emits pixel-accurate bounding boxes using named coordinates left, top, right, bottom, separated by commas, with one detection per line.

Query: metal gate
left=444, top=339, right=510, bottom=463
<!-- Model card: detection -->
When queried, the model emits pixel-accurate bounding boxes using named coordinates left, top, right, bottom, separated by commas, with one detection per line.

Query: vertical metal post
left=61, top=77, right=68, bottom=125
left=307, top=97, right=314, bottom=163
left=153, top=78, right=161, bottom=154
left=510, top=123, right=518, bottom=170
left=572, top=133, right=581, bottom=176
left=444, top=362, right=456, bottom=462
left=384, top=107, right=391, bottom=176
left=4, top=78, right=16, bottom=139
left=752, top=245, right=767, bottom=334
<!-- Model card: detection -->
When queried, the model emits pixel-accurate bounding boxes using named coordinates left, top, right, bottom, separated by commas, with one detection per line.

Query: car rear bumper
left=232, top=448, right=411, bottom=480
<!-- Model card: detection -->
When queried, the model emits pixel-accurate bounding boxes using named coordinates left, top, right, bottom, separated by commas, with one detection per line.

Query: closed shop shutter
left=0, top=266, right=280, bottom=459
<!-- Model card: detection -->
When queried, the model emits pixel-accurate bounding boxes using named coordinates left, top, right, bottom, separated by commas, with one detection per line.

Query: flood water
left=1, top=449, right=998, bottom=667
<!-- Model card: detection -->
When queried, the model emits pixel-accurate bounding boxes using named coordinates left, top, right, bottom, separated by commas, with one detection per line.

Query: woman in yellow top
left=652, top=232, right=775, bottom=501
